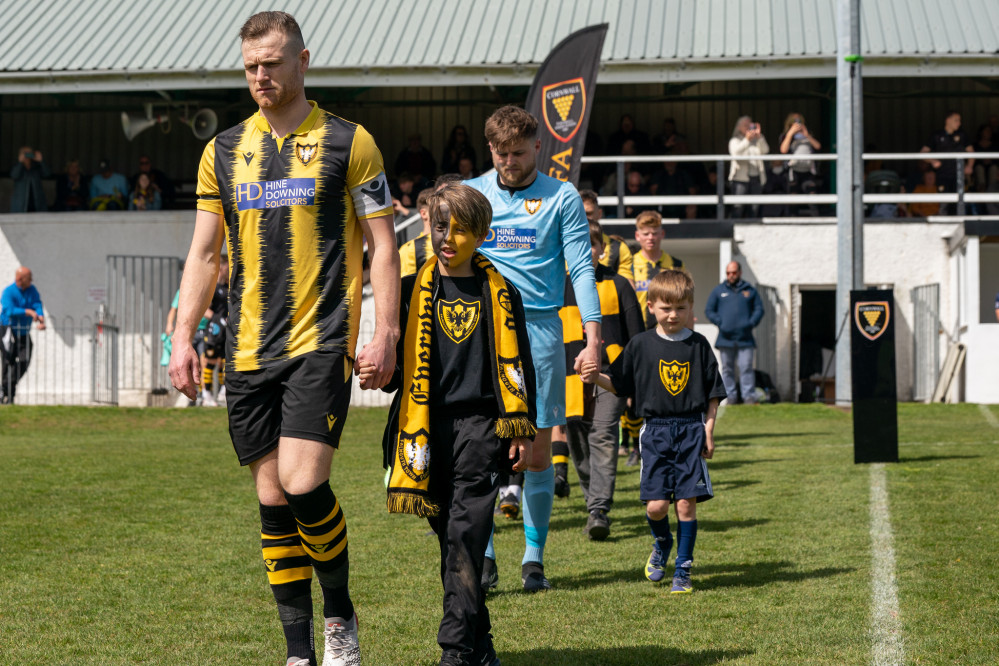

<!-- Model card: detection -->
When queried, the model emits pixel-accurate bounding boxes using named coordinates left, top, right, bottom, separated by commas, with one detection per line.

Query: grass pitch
left=1, top=403, right=997, bottom=664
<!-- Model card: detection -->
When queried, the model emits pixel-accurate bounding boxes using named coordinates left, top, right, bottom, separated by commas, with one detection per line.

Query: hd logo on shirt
left=481, top=227, right=537, bottom=250
left=236, top=178, right=317, bottom=211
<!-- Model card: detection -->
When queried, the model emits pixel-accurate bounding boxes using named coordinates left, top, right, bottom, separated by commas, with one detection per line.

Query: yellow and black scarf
left=386, top=252, right=536, bottom=517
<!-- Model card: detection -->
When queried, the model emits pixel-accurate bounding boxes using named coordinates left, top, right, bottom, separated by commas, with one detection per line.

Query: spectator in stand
left=649, top=159, right=696, bottom=220
left=599, top=139, right=644, bottom=211
left=607, top=114, right=650, bottom=157
left=651, top=117, right=686, bottom=156
left=910, top=169, right=942, bottom=217
left=89, top=159, right=129, bottom=210
left=10, top=146, right=50, bottom=212
left=728, top=116, right=769, bottom=218
left=778, top=112, right=822, bottom=216
left=440, top=124, right=477, bottom=174
left=457, top=155, right=478, bottom=180
left=128, top=173, right=163, bottom=211
left=698, top=166, right=720, bottom=219
left=54, top=159, right=89, bottom=211
left=921, top=111, right=974, bottom=213
left=972, top=124, right=999, bottom=196
left=130, top=155, right=175, bottom=209
left=390, top=171, right=429, bottom=219
left=622, top=170, right=656, bottom=218
left=394, top=133, right=436, bottom=181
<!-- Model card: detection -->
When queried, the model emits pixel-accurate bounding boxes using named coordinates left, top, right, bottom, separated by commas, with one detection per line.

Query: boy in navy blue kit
left=581, top=269, right=726, bottom=593
left=379, top=184, right=536, bottom=665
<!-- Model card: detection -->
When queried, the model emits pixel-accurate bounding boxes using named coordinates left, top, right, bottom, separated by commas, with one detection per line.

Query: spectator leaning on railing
left=1, top=266, right=45, bottom=404
left=728, top=116, right=769, bottom=218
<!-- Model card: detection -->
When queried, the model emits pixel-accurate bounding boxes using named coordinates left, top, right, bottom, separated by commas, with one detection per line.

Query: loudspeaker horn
left=121, top=110, right=168, bottom=141
left=187, top=108, right=218, bottom=141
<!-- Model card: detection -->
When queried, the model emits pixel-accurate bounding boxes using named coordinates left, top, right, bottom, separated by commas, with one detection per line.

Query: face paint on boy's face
left=431, top=204, right=478, bottom=268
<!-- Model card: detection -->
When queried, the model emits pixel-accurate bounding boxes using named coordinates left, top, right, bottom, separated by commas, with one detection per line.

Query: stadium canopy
left=0, top=0, right=997, bottom=94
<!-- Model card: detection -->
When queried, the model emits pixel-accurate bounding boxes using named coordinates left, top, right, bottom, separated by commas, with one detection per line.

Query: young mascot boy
left=380, top=184, right=536, bottom=665
left=581, top=269, right=726, bottom=593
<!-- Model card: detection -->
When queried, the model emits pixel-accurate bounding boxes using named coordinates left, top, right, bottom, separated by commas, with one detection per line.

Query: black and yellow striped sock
left=218, top=360, right=225, bottom=388
left=259, top=503, right=315, bottom=664
left=552, top=438, right=570, bottom=481
left=285, top=483, right=353, bottom=621
left=202, top=366, right=215, bottom=393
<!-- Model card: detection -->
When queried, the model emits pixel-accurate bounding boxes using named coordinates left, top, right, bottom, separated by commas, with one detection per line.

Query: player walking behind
left=581, top=270, right=726, bottom=593
left=467, top=106, right=601, bottom=592
left=381, top=184, right=535, bottom=666
left=170, top=11, right=399, bottom=666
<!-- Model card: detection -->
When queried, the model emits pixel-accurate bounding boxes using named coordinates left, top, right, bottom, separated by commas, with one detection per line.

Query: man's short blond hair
left=635, top=210, right=663, bottom=231
left=648, top=269, right=694, bottom=307
left=426, top=184, right=492, bottom=240
left=484, top=106, right=538, bottom=149
left=239, top=11, right=305, bottom=51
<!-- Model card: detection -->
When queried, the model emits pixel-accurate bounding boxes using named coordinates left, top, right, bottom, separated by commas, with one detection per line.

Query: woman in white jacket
left=728, top=116, right=769, bottom=218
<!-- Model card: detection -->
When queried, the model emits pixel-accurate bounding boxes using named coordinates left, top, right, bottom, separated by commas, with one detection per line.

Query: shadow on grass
left=697, top=560, right=853, bottom=591
left=501, top=646, right=754, bottom=665
left=898, top=453, right=983, bottom=463
left=606, top=517, right=771, bottom=540
left=715, top=432, right=813, bottom=441
left=708, top=458, right=786, bottom=471
left=711, top=478, right=762, bottom=491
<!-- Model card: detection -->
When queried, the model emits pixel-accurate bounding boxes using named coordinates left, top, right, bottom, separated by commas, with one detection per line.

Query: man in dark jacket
left=705, top=261, right=764, bottom=404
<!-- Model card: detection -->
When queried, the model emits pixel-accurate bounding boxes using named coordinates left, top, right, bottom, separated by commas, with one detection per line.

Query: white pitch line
left=869, top=463, right=906, bottom=666
left=978, top=403, right=999, bottom=429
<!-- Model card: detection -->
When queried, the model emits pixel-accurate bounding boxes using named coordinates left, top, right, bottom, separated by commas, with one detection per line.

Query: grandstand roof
left=1, top=0, right=997, bottom=93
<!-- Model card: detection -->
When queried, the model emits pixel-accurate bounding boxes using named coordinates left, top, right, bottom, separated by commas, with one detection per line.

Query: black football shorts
left=225, top=352, right=353, bottom=465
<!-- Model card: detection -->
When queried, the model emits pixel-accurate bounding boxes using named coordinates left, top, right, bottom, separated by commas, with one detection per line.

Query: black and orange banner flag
left=525, top=24, right=609, bottom=187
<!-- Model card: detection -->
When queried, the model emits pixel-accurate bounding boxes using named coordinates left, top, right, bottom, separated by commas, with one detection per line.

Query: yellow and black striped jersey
left=559, top=263, right=644, bottom=420
left=599, top=233, right=634, bottom=282
left=399, top=233, right=433, bottom=277
left=633, top=250, right=684, bottom=329
left=196, top=101, right=393, bottom=371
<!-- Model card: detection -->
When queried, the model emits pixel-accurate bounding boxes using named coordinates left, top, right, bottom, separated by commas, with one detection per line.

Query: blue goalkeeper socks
left=521, top=466, right=555, bottom=565
left=485, top=525, right=496, bottom=561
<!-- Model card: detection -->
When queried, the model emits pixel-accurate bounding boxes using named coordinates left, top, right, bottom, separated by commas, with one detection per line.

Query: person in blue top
left=704, top=261, right=764, bottom=405
left=467, top=105, right=602, bottom=593
left=1, top=266, right=45, bottom=404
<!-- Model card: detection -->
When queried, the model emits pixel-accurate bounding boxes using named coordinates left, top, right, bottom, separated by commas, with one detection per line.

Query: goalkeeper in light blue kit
left=467, top=106, right=601, bottom=592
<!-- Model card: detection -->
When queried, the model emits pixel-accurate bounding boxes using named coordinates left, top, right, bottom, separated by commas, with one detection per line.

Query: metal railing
left=1, top=316, right=118, bottom=406
left=582, top=151, right=999, bottom=220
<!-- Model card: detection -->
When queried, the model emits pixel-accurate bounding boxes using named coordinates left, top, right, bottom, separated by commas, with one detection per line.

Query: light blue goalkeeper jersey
left=468, top=172, right=601, bottom=323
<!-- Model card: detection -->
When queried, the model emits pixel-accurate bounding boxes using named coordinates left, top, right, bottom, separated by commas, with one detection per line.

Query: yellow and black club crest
left=659, top=359, right=690, bottom=396
left=524, top=198, right=542, bottom=215
left=438, top=298, right=481, bottom=344
left=295, top=142, right=318, bottom=166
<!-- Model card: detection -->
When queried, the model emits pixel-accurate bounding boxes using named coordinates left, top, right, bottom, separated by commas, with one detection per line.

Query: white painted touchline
left=869, top=463, right=906, bottom=666
left=978, top=403, right=999, bottom=429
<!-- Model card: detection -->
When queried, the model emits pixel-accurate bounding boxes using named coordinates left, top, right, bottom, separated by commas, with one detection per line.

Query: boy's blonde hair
left=648, top=269, right=694, bottom=306
left=425, top=184, right=492, bottom=239
left=635, top=210, right=662, bottom=230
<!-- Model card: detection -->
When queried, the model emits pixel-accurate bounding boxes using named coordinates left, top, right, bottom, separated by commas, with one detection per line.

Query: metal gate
left=92, top=319, right=119, bottom=405
left=911, top=283, right=940, bottom=402
left=105, top=256, right=182, bottom=398
left=755, top=284, right=781, bottom=389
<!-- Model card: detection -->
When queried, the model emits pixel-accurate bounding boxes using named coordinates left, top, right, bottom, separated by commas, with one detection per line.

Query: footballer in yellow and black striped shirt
left=167, top=11, right=399, bottom=664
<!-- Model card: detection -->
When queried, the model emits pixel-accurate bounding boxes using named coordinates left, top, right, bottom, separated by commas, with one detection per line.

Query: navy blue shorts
left=638, top=416, right=713, bottom=504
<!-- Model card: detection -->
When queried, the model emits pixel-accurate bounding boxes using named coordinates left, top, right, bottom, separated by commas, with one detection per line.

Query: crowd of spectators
left=9, top=111, right=999, bottom=219
left=8, top=153, right=176, bottom=213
